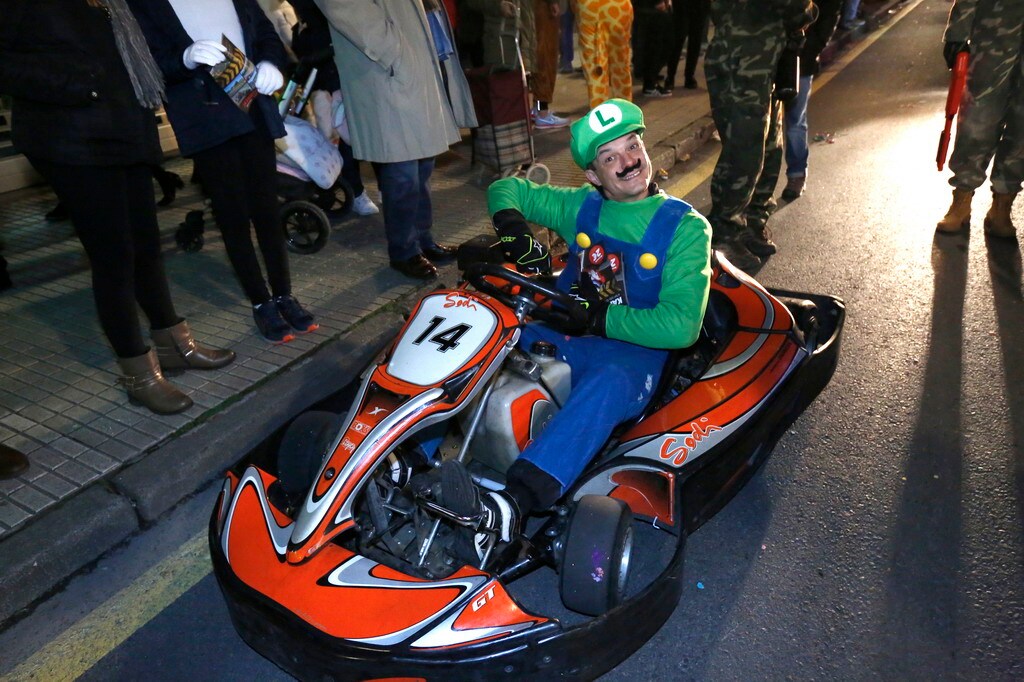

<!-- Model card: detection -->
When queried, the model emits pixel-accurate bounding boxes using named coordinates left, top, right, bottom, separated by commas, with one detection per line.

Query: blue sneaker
left=533, top=110, right=569, bottom=129
left=253, top=302, right=295, bottom=344
left=273, top=294, right=318, bottom=334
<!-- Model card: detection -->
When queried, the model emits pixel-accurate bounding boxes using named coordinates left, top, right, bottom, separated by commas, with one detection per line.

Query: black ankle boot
left=154, top=168, right=185, bottom=207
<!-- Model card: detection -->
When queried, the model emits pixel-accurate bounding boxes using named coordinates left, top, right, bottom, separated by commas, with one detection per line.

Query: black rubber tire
left=316, top=177, right=354, bottom=219
left=276, top=411, right=343, bottom=503
left=559, top=495, right=634, bottom=616
left=281, top=200, right=330, bottom=254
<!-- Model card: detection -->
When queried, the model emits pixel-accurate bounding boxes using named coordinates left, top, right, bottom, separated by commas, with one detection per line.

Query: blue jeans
left=516, top=324, right=667, bottom=492
left=559, top=9, right=574, bottom=68
left=842, top=0, right=862, bottom=24
left=372, top=158, right=438, bottom=261
left=784, top=74, right=813, bottom=178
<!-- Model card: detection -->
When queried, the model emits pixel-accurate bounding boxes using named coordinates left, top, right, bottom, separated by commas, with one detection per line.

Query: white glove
left=182, top=40, right=228, bottom=70
left=253, top=61, right=284, bottom=95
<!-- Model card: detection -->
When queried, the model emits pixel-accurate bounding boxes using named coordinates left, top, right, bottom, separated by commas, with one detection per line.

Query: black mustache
left=616, top=159, right=643, bottom=179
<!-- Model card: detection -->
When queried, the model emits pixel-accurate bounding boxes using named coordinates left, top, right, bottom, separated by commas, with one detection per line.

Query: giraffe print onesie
left=571, top=0, right=634, bottom=109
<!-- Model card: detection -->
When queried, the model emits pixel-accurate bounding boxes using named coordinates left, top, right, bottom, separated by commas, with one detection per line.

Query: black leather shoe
left=390, top=254, right=438, bottom=280
left=421, top=243, right=458, bottom=264
left=155, top=168, right=185, bottom=207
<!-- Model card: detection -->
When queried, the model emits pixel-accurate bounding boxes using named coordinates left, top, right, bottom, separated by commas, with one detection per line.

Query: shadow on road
left=881, top=231, right=968, bottom=672
left=984, top=236, right=1024, bottom=549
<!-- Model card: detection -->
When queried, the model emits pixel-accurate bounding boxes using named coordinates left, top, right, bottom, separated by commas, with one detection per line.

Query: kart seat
left=641, top=288, right=736, bottom=416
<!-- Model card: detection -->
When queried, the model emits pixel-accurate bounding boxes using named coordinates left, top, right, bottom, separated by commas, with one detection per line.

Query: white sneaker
left=479, top=490, right=518, bottom=543
left=352, top=191, right=380, bottom=216
left=473, top=491, right=519, bottom=560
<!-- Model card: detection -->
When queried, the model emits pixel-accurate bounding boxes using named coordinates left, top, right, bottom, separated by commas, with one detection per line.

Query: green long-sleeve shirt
left=488, top=178, right=712, bottom=349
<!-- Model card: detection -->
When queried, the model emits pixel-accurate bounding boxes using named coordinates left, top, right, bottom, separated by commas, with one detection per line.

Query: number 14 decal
left=412, top=316, right=471, bottom=352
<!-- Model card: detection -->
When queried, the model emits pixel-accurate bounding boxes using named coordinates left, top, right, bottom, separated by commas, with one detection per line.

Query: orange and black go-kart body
left=209, top=251, right=845, bottom=681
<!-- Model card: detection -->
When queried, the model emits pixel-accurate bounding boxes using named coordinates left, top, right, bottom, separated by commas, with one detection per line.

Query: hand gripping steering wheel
left=465, top=263, right=589, bottom=334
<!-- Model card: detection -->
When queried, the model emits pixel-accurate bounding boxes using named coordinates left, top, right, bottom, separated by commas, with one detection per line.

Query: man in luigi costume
left=474, top=98, right=712, bottom=549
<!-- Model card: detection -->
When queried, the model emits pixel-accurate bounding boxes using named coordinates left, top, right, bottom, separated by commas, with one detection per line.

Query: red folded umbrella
left=937, top=51, right=969, bottom=171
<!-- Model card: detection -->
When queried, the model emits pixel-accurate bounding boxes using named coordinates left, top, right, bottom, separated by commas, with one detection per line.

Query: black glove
left=566, top=275, right=610, bottom=336
left=944, top=40, right=969, bottom=69
left=492, top=209, right=551, bottom=274
left=784, top=1, right=818, bottom=34
left=785, top=29, right=807, bottom=52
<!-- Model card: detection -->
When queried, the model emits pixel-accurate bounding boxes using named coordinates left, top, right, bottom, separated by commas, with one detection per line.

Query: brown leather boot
left=984, top=191, right=1018, bottom=238
left=151, top=320, right=235, bottom=373
left=936, top=189, right=974, bottom=233
left=117, top=349, right=193, bottom=415
left=0, top=443, right=29, bottom=480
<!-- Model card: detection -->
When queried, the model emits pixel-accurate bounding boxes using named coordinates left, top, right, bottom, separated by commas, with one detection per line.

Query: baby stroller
left=274, top=113, right=353, bottom=254
left=466, top=2, right=550, bottom=184
left=175, top=113, right=352, bottom=256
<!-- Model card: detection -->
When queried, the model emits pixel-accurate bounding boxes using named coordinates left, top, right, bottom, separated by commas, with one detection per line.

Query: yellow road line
left=668, top=152, right=720, bottom=199
left=5, top=531, right=210, bottom=682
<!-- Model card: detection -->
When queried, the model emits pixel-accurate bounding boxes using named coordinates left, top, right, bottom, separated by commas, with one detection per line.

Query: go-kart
left=209, top=248, right=845, bottom=681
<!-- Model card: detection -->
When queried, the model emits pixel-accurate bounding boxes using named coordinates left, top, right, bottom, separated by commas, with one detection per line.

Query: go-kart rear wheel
left=281, top=200, right=330, bottom=254
left=559, top=495, right=634, bottom=616
left=276, top=411, right=343, bottom=505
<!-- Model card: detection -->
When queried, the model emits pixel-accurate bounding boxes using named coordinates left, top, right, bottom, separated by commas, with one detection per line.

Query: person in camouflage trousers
left=937, top=0, right=1024, bottom=239
left=704, top=0, right=817, bottom=272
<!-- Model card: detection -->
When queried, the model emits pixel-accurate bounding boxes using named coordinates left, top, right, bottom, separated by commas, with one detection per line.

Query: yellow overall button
left=639, top=252, right=658, bottom=269
left=576, top=233, right=592, bottom=249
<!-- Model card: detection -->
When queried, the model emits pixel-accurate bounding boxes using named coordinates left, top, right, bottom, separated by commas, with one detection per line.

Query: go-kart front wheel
left=559, top=495, right=634, bottom=616
left=276, top=410, right=343, bottom=506
left=281, top=200, right=330, bottom=254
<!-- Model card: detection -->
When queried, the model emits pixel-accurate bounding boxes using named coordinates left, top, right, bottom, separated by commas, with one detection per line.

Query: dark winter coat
left=0, top=0, right=162, bottom=166
left=802, top=0, right=841, bottom=77
left=126, top=0, right=288, bottom=156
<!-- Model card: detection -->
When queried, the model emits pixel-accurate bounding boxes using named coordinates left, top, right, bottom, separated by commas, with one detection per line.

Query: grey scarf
left=101, top=0, right=166, bottom=109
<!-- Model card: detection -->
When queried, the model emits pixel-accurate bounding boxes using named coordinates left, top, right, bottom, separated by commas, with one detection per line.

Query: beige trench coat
left=313, top=0, right=478, bottom=163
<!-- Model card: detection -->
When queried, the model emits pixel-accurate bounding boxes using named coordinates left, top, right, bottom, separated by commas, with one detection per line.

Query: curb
left=651, top=115, right=718, bottom=174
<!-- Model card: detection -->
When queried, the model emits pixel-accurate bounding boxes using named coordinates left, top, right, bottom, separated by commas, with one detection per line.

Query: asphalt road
left=2, top=1, right=1021, bottom=679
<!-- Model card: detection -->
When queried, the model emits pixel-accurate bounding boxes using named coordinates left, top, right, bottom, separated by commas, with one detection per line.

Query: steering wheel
left=465, top=263, right=589, bottom=334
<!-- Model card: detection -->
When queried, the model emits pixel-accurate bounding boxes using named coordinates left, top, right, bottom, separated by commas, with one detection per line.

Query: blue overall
left=518, top=191, right=690, bottom=492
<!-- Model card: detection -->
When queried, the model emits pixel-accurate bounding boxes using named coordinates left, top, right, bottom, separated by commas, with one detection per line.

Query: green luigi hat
left=570, top=98, right=646, bottom=168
